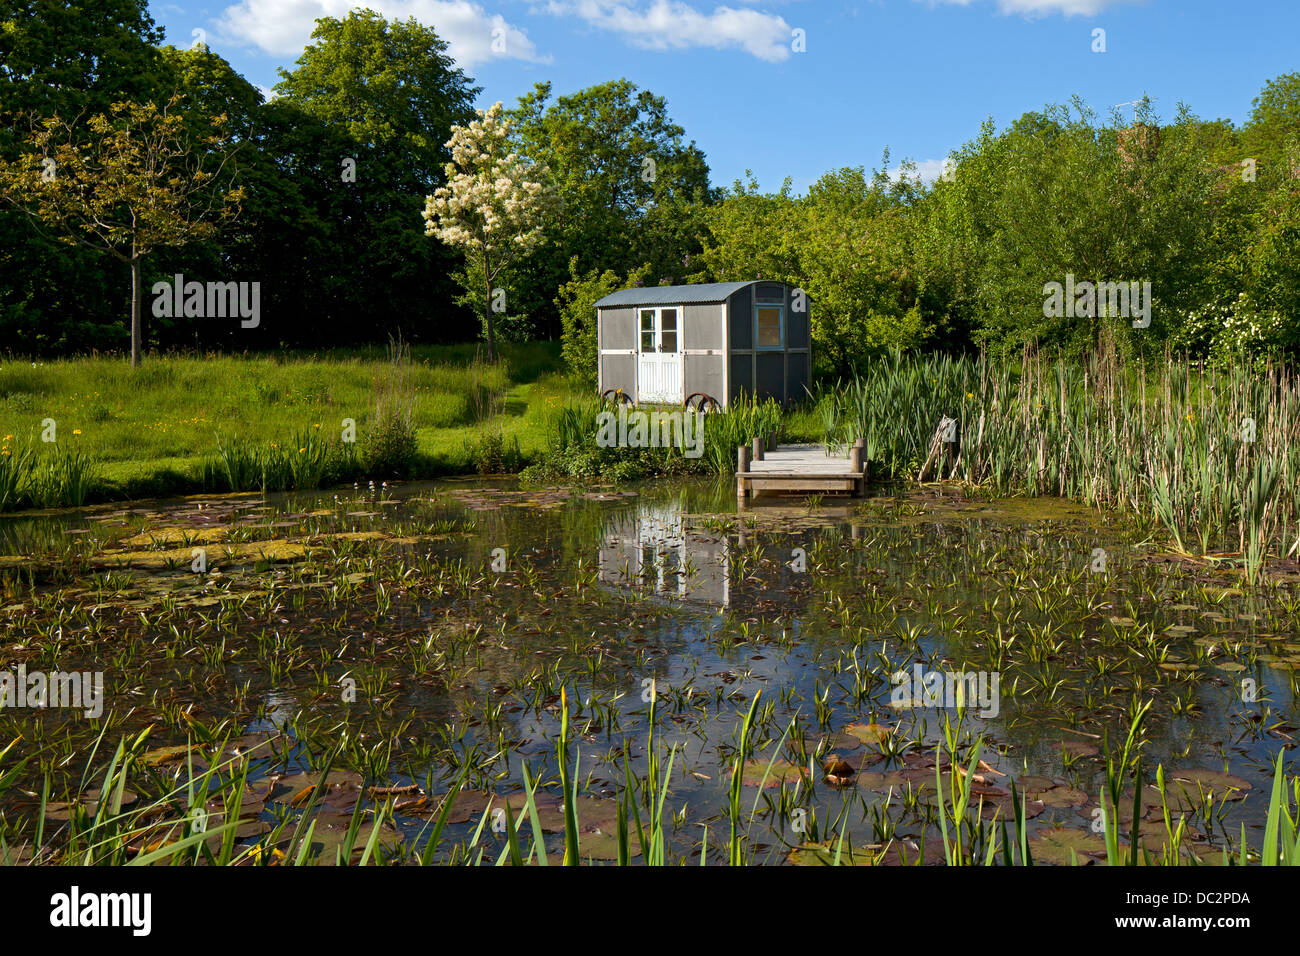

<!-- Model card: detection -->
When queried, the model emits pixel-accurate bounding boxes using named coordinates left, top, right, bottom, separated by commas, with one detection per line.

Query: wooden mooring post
left=850, top=438, right=865, bottom=497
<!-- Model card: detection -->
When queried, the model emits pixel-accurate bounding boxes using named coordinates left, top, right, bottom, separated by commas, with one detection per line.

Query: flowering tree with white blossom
left=422, top=102, right=552, bottom=361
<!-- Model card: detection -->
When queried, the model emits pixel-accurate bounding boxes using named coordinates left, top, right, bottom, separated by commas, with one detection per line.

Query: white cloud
left=217, top=0, right=546, bottom=66
left=888, top=158, right=947, bottom=184
left=542, top=1, right=793, bottom=62
left=915, top=0, right=1134, bottom=16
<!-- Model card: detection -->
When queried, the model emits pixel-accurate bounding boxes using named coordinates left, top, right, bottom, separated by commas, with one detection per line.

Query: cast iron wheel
left=683, top=392, right=721, bottom=414
left=600, top=388, right=635, bottom=407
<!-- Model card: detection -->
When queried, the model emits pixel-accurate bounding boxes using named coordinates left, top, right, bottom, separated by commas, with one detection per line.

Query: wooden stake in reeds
left=918, top=417, right=956, bottom=482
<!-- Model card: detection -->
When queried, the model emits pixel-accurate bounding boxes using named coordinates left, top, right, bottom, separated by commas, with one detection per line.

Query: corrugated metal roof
left=593, top=281, right=763, bottom=308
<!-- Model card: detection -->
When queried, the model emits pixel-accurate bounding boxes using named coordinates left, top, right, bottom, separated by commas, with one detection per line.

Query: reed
left=3, top=707, right=1298, bottom=866
left=814, top=348, right=1300, bottom=581
left=26, top=443, right=100, bottom=509
left=0, top=436, right=33, bottom=511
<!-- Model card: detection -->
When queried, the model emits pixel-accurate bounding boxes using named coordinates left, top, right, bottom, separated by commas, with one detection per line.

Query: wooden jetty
left=736, top=438, right=868, bottom=499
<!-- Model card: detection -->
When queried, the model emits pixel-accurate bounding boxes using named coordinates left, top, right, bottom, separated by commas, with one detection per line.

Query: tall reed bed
left=701, top=394, right=784, bottom=475
left=206, top=428, right=359, bottom=494
left=0, top=436, right=99, bottom=511
left=816, top=348, right=1300, bottom=581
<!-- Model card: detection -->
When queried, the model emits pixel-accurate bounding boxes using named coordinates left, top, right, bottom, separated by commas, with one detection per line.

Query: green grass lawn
left=0, top=341, right=583, bottom=498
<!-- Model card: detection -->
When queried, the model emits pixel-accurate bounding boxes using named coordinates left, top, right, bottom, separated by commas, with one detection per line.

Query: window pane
left=641, top=329, right=655, bottom=351
left=757, top=307, right=782, bottom=348
left=661, top=311, right=677, bottom=351
left=641, top=310, right=655, bottom=330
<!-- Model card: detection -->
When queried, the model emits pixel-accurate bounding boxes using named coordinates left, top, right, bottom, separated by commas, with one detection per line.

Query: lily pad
left=1028, top=827, right=1108, bottom=865
left=741, top=758, right=808, bottom=788
left=843, top=722, right=891, bottom=745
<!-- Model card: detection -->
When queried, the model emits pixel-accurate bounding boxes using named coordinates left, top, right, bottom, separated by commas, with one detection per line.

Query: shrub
left=364, top=339, right=418, bottom=479
left=464, top=429, right=523, bottom=475
left=556, top=258, right=650, bottom=384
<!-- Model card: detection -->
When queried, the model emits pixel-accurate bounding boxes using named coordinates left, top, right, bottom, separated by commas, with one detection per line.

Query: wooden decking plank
left=737, top=441, right=867, bottom=499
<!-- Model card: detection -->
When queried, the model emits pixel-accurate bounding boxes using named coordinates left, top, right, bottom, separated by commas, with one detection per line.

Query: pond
left=0, top=478, right=1296, bottom=865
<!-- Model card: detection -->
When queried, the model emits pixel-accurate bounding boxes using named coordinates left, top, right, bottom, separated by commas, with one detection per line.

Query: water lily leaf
left=844, top=722, right=891, bottom=745
left=139, top=744, right=198, bottom=768
left=294, top=813, right=404, bottom=865
left=1028, top=827, right=1108, bottom=865
left=1034, top=786, right=1089, bottom=808
left=741, top=759, right=808, bottom=788
left=1164, top=769, right=1251, bottom=802
left=787, top=842, right=879, bottom=866
left=44, top=787, right=139, bottom=821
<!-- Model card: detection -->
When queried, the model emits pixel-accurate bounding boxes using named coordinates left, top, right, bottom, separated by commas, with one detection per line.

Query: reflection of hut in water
left=598, top=504, right=731, bottom=607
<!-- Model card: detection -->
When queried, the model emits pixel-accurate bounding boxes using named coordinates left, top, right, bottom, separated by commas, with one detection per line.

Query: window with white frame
left=638, top=307, right=680, bottom=353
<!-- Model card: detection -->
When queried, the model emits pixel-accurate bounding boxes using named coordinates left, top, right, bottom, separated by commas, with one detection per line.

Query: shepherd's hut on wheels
left=592, top=280, right=810, bottom=409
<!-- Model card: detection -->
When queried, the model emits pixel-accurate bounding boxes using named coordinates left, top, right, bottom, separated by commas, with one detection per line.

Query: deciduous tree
left=0, top=96, right=243, bottom=364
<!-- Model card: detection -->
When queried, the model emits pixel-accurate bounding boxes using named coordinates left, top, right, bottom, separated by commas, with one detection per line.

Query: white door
left=637, top=307, right=683, bottom=403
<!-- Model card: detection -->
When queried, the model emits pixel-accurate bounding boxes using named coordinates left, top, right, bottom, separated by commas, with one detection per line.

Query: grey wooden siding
left=729, top=353, right=752, bottom=401
left=598, top=306, right=636, bottom=350
left=728, top=286, right=752, bottom=349
left=685, top=354, right=725, bottom=400
left=756, top=352, right=784, bottom=400
left=787, top=296, right=810, bottom=349
left=600, top=353, right=636, bottom=396
left=788, top=352, right=810, bottom=401
left=683, top=304, right=722, bottom=350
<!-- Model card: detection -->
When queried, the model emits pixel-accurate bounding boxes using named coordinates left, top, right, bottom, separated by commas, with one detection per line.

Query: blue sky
left=151, top=0, right=1299, bottom=194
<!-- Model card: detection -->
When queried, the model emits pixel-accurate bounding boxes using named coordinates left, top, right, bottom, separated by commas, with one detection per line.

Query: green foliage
left=0, top=434, right=32, bottom=510
left=555, top=258, right=651, bottom=384
left=522, top=393, right=783, bottom=483
left=27, top=442, right=99, bottom=508
left=0, top=344, right=572, bottom=510
left=210, top=429, right=358, bottom=493
left=273, top=9, right=477, bottom=181
left=816, top=346, right=1300, bottom=581
left=697, top=167, right=932, bottom=376
left=916, top=99, right=1219, bottom=354
left=0, top=95, right=244, bottom=365
left=4, top=4, right=1300, bottom=379
left=699, top=396, right=784, bottom=476
left=507, top=79, right=716, bottom=337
